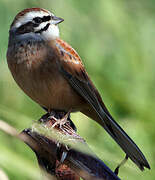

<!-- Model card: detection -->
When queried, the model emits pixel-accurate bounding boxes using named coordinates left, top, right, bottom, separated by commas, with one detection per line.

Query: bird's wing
left=54, top=38, right=150, bottom=171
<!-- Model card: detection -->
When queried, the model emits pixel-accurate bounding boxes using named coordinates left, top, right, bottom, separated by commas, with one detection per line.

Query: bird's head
left=10, top=8, right=64, bottom=40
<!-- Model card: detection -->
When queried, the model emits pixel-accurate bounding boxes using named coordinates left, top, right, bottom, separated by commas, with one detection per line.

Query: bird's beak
left=52, top=16, right=64, bottom=25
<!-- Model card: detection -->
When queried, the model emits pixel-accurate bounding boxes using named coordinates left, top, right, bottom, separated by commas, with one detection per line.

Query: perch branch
left=0, top=112, right=121, bottom=180
left=21, top=112, right=121, bottom=180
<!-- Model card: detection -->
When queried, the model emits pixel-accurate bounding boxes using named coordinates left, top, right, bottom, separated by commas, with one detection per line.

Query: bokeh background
left=0, top=0, right=154, bottom=179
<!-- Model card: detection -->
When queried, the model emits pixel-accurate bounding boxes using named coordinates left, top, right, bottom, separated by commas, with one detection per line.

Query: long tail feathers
left=97, top=106, right=150, bottom=171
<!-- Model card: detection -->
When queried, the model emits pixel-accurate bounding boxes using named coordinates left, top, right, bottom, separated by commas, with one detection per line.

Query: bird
left=7, top=8, right=150, bottom=171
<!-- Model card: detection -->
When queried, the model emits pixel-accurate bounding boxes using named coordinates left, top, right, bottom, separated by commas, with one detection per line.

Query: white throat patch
left=41, top=24, right=60, bottom=40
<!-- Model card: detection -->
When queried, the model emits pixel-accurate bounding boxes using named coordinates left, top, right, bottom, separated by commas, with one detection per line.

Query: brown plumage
left=7, top=8, right=150, bottom=171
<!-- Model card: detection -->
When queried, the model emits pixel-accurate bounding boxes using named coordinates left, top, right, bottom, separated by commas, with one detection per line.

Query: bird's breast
left=7, top=42, right=86, bottom=111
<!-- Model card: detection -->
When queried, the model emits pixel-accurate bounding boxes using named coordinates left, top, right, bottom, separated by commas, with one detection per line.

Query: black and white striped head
left=10, top=8, right=64, bottom=40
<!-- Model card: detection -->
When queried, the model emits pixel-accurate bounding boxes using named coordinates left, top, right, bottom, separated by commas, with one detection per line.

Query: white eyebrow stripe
left=14, top=11, right=53, bottom=28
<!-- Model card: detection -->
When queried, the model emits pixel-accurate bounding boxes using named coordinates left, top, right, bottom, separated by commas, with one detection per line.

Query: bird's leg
left=52, top=109, right=72, bottom=128
left=48, top=110, right=58, bottom=122
left=114, top=154, right=128, bottom=175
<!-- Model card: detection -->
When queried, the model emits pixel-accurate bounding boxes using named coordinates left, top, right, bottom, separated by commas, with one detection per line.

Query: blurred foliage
left=0, top=0, right=154, bottom=179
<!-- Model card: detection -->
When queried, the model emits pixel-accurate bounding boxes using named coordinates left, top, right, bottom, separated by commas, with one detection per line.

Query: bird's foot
left=52, top=110, right=71, bottom=129
left=52, top=118, right=67, bottom=129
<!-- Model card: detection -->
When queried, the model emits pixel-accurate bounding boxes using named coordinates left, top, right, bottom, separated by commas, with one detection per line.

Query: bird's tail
left=82, top=106, right=150, bottom=171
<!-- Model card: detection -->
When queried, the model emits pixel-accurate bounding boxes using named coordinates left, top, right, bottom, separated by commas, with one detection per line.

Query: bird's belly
left=10, top=63, right=85, bottom=112
left=30, top=77, right=85, bottom=111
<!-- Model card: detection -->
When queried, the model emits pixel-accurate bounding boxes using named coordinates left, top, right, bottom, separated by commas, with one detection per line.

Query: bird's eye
left=33, top=17, right=43, bottom=24
left=43, top=16, right=51, bottom=21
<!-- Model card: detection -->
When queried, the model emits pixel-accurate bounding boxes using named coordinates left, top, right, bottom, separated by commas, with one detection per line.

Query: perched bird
left=7, top=8, right=150, bottom=171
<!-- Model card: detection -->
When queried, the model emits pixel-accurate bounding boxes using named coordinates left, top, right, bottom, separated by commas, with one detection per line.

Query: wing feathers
left=55, top=38, right=150, bottom=170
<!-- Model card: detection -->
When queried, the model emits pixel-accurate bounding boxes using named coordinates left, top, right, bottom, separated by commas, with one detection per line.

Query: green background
left=0, top=0, right=154, bottom=179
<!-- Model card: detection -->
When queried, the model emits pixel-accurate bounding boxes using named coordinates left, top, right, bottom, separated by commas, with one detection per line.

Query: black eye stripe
left=42, top=16, right=51, bottom=22
left=16, top=16, right=51, bottom=35
left=33, top=17, right=43, bottom=24
left=33, top=16, right=51, bottom=24
left=16, top=21, right=34, bottom=34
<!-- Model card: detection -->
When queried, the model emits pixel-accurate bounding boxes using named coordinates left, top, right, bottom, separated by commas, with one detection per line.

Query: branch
left=0, top=112, right=121, bottom=180
left=20, top=112, right=121, bottom=180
